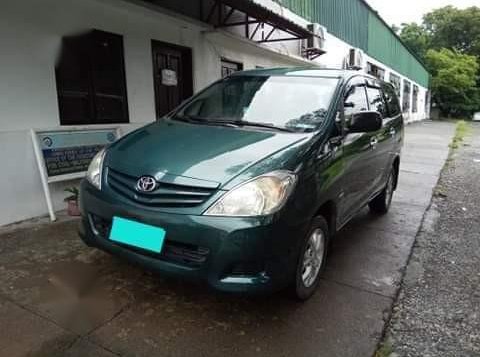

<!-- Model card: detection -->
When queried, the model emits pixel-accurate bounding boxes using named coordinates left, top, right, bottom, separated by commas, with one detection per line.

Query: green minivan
left=78, top=68, right=403, bottom=300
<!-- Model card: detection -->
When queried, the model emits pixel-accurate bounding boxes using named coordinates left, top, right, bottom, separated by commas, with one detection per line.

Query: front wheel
left=291, top=216, right=329, bottom=301
left=369, top=168, right=396, bottom=214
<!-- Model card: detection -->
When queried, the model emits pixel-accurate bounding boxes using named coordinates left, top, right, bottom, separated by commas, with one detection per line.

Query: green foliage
left=64, top=187, right=79, bottom=202
left=398, top=6, right=480, bottom=117
left=425, top=49, right=479, bottom=117
left=424, top=6, right=480, bottom=58
left=399, top=22, right=431, bottom=59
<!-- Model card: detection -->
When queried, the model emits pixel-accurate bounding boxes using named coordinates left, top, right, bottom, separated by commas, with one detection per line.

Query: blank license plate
left=109, top=216, right=166, bottom=253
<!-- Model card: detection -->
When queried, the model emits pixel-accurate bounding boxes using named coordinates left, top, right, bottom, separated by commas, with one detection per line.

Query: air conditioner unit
left=344, top=48, right=365, bottom=70
left=305, top=23, right=326, bottom=51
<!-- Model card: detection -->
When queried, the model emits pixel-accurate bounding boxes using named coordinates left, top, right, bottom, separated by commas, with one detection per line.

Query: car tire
left=369, top=167, right=396, bottom=214
left=291, top=216, right=329, bottom=301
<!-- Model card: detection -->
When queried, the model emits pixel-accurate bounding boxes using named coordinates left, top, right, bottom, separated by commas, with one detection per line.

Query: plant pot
left=67, top=200, right=81, bottom=217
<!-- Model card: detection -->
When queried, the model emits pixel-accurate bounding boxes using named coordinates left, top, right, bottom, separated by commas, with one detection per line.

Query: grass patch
left=434, top=185, right=448, bottom=198
left=374, top=341, right=394, bottom=357
left=449, top=120, right=471, bottom=149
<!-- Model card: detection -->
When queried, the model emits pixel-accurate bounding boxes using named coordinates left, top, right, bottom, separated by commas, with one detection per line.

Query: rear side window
left=366, top=86, right=388, bottom=118
left=382, top=84, right=401, bottom=117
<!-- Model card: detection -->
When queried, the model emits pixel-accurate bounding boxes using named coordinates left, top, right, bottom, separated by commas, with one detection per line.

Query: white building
left=0, top=0, right=430, bottom=226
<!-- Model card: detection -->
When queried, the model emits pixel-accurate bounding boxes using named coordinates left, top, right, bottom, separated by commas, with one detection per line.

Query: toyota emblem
left=136, top=176, right=157, bottom=192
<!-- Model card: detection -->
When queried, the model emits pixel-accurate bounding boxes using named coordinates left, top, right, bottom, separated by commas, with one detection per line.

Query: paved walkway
left=0, top=121, right=455, bottom=357
left=384, top=123, right=480, bottom=356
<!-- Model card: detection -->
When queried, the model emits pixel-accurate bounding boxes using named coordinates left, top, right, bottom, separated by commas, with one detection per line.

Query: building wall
left=0, top=0, right=309, bottom=226
left=273, top=0, right=430, bottom=88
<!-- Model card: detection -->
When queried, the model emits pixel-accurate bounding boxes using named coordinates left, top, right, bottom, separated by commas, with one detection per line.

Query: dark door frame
left=151, top=39, right=193, bottom=119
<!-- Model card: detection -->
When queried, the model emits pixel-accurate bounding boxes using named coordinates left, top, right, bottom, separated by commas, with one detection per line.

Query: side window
left=366, top=86, right=388, bottom=118
left=344, top=82, right=368, bottom=119
left=382, top=84, right=401, bottom=117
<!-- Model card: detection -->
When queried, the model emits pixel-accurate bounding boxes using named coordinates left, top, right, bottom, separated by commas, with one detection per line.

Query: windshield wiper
left=172, top=115, right=239, bottom=128
left=234, top=121, right=295, bottom=133
left=173, top=115, right=294, bottom=132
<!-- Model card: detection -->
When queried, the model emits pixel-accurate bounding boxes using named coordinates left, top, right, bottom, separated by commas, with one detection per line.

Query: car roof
left=231, top=67, right=376, bottom=82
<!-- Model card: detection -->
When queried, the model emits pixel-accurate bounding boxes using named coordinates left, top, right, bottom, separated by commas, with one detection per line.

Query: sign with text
left=161, top=69, right=178, bottom=86
left=31, top=127, right=122, bottom=222
left=36, top=129, right=119, bottom=178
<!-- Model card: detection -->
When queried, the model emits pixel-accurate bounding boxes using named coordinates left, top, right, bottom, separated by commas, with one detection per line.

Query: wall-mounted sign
left=31, top=127, right=122, bottom=221
left=161, top=69, right=178, bottom=86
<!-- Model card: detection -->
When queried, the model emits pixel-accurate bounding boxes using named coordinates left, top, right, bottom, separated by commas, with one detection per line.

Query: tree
left=399, top=23, right=431, bottom=59
left=398, top=6, right=480, bottom=117
left=423, top=6, right=480, bottom=58
left=425, top=49, right=480, bottom=117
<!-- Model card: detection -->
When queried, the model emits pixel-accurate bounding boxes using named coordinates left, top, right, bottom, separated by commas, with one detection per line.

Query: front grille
left=107, top=168, right=216, bottom=208
left=88, top=214, right=209, bottom=267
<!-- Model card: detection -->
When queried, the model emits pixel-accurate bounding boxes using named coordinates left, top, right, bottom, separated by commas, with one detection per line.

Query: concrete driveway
left=0, top=121, right=455, bottom=357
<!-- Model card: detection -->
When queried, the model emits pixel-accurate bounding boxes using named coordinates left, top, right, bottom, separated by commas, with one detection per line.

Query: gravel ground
left=383, top=122, right=480, bottom=357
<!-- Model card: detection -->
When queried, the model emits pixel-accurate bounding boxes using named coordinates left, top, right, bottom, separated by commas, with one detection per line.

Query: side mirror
left=348, top=111, right=382, bottom=133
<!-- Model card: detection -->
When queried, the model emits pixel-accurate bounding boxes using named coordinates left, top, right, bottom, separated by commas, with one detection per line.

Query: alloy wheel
left=301, top=228, right=325, bottom=288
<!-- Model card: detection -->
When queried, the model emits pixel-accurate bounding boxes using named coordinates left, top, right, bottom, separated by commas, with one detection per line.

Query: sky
left=365, top=0, right=479, bottom=26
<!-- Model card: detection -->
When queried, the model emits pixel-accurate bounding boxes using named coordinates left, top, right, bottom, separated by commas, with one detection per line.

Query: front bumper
left=78, top=180, right=310, bottom=294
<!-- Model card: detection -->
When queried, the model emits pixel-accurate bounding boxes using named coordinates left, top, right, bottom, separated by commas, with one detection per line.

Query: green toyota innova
left=78, top=68, right=403, bottom=300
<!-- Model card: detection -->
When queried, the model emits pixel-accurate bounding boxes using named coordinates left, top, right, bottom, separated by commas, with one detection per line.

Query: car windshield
left=172, top=75, right=339, bottom=132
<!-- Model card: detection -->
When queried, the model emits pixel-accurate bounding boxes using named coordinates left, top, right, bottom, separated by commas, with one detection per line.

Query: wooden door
left=152, top=40, right=193, bottom=119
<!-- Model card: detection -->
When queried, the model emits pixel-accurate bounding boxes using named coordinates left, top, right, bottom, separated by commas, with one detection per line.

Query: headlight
left=204, top=171, right=297, bottom=217
left=86, top=148, right=106, bottom=190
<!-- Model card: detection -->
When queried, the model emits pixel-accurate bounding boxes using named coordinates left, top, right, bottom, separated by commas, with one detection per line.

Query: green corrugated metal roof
left=278, top=0, right=368, bottom=49
left=367, top=12, right=429, bottom=87
left=274, top=0, right=430, bottom=87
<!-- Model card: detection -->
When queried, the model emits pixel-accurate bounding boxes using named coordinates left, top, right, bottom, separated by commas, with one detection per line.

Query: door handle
left=370, top=137, right=378, bottom=149
left=389, top=127, right=396, bottom=136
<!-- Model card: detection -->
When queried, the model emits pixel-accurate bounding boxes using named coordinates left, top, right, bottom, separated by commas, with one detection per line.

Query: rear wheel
left=291, top=216, right=329, bottom=301
left=369, top=167, right=396, bottom=214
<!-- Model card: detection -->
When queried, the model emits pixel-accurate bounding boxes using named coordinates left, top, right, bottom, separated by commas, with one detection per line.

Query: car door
left=338, top=76, right=380, bottom=225
left=365, top=80, right=391, bottom=194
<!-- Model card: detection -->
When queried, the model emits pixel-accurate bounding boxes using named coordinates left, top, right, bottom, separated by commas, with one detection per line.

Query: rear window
left=382, top=83, right=401, bottom=117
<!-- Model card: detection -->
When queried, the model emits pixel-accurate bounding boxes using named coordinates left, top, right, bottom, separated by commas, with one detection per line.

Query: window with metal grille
left=402, top=80, right=411, bottom=113
left=367, top=62, right=385, bottom=81
left=55, top=29, right=129, bottom=125
left=412, top=85, right=419, bottom=113
left=389, top=73, right=401, bottom=98
left=221, top=58, right=243, bottom=78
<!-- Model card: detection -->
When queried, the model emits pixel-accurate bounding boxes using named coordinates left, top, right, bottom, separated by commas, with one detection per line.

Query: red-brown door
left=151, top=40, right=193, bottom=119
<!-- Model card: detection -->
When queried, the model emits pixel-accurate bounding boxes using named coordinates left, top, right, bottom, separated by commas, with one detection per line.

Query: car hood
left=106, top=120, right=310, bottom=187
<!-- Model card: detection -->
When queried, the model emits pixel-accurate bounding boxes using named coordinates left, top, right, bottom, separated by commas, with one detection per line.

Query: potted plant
left=64, top=187, right=80, bottom=216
